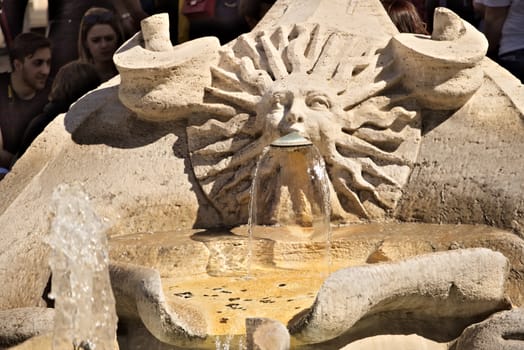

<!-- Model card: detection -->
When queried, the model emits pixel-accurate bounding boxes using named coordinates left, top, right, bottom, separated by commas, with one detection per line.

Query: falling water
left=47, top=183, right=118, bottom=350
left=247, top=146, right=270, bottom=278
left=248, top=133, right=332, bottom=276
left=215, top=334, right=246, bottom=350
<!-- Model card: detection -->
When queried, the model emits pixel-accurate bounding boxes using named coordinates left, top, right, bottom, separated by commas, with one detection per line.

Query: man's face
left=15, top=47, right=52, bottom=91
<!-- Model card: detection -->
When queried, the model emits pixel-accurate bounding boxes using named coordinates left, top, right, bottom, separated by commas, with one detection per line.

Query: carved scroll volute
left=391, top=8, right=488, bottom=110
left=114, top=14, right=221, bottom=121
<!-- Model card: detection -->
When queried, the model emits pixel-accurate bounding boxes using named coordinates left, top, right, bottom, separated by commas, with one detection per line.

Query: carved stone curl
left=114, top=14, right=221, bottom=121
left=391, top=8, right=488, bottom=110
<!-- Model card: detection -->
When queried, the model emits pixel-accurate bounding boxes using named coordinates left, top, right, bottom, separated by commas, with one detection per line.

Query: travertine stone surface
left=0, top=0, right=523, bottom=348
left=0, top=308, right=54, bottom=347
left=140, top=14, right=172, bottom=52
left=114, top=33, right=221, bottom=121
left=392, top=8, right=487, bottom=110
left=289, top=248, right=511, bottom=346
left=102, top=224, right=523, bottom=349
left=112, top=3, right=496, bottom=225
left=452, top=308, right=524, bottom=350
left=109, top=263, right=207, bottom=347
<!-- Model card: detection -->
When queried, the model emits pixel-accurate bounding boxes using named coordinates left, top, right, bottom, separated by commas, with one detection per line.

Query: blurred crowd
left=0, top=0, right=521, bottom=181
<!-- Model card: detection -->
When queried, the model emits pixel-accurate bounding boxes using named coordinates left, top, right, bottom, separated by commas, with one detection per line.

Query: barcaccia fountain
left=0, top=0, right=524, bottom=349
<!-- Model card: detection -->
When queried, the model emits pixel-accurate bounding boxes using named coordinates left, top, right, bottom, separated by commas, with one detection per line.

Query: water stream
left=248, top=133, right=332, bottom=277
left=47, top=183, right=118, bottom=350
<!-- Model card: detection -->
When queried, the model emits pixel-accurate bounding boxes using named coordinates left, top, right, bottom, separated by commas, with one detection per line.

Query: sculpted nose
left=286, top=104, right=305, bottom=123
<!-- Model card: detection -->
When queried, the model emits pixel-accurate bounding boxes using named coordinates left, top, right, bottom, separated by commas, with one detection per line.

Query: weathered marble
left=0, top=0, right=523, bottom=348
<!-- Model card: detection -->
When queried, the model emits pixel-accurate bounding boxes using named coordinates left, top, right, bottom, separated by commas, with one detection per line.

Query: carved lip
left=270, top=132, right=313, bottom=147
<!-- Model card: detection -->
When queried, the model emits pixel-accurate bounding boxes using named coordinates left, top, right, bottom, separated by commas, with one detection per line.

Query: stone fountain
left=1, top=0, right=524, bottom=349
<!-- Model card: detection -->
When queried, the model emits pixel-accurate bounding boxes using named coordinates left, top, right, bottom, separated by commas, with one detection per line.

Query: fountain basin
left=107, top=223, right=523, bottom=348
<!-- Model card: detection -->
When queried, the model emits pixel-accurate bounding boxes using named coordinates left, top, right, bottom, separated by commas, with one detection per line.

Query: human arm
left=0, top=129, right=13, bottom=177
left=483, top=3, right=510, bottom=58
left=110, top=0, right=149, bottom=38
left=473, top=0, right=486, bottom=19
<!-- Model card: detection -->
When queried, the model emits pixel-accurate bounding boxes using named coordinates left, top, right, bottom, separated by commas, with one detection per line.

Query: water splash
left=47, top=183, right=118, bottom=350
left=215, top=334, right=246, bottom=350
left=248, top=135, right=332, bottom=275
left=247, top=146, right=270, bottom=278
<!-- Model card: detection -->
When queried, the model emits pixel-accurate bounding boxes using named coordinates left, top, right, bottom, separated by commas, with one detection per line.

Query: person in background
left=1, top=0, right=146, bottom=76
left=238, top=0, right=276, bottom=29
left=0, top=32, right=51, bottom=176
left=473, top=0, right=487, bottom=30
left=185, top=0, right=250, bottom=44
left=382, top=0, right=430, bottom=34
left=16, top=61, right=101, bottom=160
left=0, top=128, right=9, bottom=179
left=112, top=0, right=149, bottom=39
left=77, top=7, right=124, bottom=82
left=46, top=0, right=115, bottom=76
left=482, top=0, right=523, bottom=82
left=0, top=0, right=28, bottom=41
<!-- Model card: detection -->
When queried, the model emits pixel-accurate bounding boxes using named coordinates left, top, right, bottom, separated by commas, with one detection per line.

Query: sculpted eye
left=306, top=94, right=331, bottom=110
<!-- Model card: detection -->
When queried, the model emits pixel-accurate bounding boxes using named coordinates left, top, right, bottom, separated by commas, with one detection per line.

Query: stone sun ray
left=360, top=158, right=402, bottom=188
left=239, top=57, right=273, bottom=94
left=192, top=137, right=251, bottom=157
left=330, top=173, right=369, bottom=218
left=352, top=128, right=408, bottom=151
left=304, top=24, right=323, bottom=66
left=217, top=48, right=242, bottom=72
left=215, top=164, right=255, bottom=197
left=272, top=25, right=290, bottom=52
left=233, top=34, right=263, bottom=70
left=340, top=80, right=389, bottom=111
left=344, top=103, right=417, bottom=131
left=260, top=33, right=288, bottom=80
left=205, top=86, right=261, bottom=112
left=195, top=103, right=238, bottom=119
left=286, top=24, right=311, bottom=73
left=335, top=135, right=407, bottom=165
left=210, top=66, right=242, bottom=90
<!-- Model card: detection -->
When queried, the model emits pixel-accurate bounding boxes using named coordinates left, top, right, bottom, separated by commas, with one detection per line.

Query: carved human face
left=85, top=24, right=118, bottom=64
left=188, top=23, right=422, bottom=224
left=260, top=76, right=342, bottom=145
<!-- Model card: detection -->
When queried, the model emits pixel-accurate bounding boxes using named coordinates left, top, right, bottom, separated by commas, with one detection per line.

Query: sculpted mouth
left=282, top=124, right=306, bottom=136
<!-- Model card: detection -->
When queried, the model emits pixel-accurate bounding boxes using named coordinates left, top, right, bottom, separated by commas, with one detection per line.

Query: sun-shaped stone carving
left=187, top=23, right=422, bottom=225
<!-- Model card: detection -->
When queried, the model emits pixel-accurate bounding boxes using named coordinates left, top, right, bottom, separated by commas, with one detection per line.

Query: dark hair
left=50, top=61, right=101, bottom=103
left=383, top=0, right=429, bottom=35
left=9, top=32, right=52, bottom=66
left=77, top=7, right=124, bottom=63
left=239, top=0, right=275, bottom=23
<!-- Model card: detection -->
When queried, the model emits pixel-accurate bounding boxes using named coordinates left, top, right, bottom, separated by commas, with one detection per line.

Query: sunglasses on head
left=83, top=11, right=114, bottom=25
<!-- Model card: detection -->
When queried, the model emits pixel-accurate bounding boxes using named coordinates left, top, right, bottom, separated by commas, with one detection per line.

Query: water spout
left=47, top=183, right=118, bottom=350
left=248, top=133, right=332, bottom=274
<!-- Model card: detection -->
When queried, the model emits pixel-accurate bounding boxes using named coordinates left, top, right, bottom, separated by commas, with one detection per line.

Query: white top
left=482, top=0, right=524, bottom=55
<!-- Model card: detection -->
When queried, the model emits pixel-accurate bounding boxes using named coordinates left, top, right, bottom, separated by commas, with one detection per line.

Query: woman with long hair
left=78, top=7, right=124, bottom=82
left=382, top=0, right=429, bottom=35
